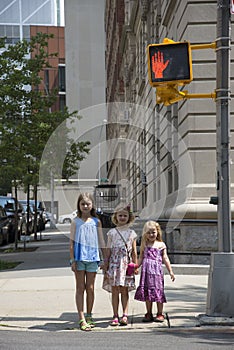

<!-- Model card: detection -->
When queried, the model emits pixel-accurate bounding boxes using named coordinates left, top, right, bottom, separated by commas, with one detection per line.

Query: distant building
left=64, top=0, right=107, bottom=182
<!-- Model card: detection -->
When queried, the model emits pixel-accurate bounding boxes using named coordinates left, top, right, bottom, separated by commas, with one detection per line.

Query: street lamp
left=42, top=80, right=56, bottom=229
left=98, top=119, right=107, bottom=185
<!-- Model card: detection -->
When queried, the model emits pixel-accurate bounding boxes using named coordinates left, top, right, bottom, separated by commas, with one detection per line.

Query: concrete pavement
left=0, top=227, right=233, bottom=332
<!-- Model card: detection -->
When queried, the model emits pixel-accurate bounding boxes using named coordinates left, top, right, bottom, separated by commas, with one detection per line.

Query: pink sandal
left=155, top=313, right=165, bottom=322
left=110, top=315, right=119, bottom=326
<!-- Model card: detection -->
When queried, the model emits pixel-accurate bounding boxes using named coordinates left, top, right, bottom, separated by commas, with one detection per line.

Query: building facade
left=64, top=0, right=107, bottom=184
left=105, top=0, right=234, bottom=261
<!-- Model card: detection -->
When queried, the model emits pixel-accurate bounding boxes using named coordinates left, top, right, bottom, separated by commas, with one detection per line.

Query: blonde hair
left=112, top=203, right=135, bottom=226
left=76, top=192, right=97, bottom=218
left=140, top=220, right=163, bottom=256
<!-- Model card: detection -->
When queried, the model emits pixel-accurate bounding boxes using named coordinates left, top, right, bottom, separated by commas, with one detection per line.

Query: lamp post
left=98, top=119, right=107, bottom=185
left=42, top=80, right=56, bottom=229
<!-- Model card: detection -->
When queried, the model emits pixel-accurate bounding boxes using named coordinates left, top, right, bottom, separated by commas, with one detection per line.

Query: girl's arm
left=69, top=220, right=76, bottom=271
left=137, top=254, right=143, bottom=267
left=162, top=248, right=175, bottom=281
left=102, top=231, right=112, bottom=272
left=97, top=219, right=106, bottom=255
left=131, top=239, right=140, bottom=274
left=131, top=239, right=138, bottom=265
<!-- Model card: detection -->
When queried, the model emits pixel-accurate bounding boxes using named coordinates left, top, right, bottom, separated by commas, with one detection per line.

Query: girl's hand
left=170, top=272, right=175, bottom=281
left=100, top=261, right=109, bottom=272
left=71, top=261, right=76, bottom=272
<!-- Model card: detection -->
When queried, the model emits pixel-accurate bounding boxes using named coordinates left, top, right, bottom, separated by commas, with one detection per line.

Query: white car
left=58, top=211, right=77, bottom=224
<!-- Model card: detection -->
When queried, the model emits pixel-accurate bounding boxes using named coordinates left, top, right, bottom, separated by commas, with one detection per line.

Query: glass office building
left=0, top=0, right=64, bottom=42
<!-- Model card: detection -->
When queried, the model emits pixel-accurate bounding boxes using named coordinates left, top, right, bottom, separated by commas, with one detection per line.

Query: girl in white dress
left=102, top=204, right=138, bottom=326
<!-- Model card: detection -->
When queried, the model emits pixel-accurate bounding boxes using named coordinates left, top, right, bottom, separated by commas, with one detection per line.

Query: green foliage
left=0, top=259, right=21, bottom=270
left=0, top=33, right=90, bottom=194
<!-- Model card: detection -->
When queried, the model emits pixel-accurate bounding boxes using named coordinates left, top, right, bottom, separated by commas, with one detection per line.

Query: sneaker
left=155, top=314, right=165, bottom=322
left=142, top=312, right=154, bottom=322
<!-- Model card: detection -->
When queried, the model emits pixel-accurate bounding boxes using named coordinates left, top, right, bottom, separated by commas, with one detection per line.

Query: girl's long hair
left=76, top=192, right=97, bottom=218
left=140, top=220, right=163, bottom=256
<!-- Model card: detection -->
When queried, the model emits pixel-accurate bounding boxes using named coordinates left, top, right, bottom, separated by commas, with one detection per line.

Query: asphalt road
left=1, top=328, right=234, bottom=350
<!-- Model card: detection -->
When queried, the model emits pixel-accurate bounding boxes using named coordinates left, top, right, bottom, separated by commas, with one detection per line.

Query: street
left=1, top=328, right=234, bottom=350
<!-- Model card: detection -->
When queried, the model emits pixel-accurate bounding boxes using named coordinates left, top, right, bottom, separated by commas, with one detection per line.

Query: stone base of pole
left=206, top=252, right=234, bottom=317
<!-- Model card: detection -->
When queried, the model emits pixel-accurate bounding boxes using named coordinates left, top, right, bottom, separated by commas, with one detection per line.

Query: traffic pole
left=206, top=0, right=234, bottom=317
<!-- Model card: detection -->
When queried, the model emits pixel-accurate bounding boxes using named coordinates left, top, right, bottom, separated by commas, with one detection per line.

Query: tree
left=0, top=33, right=90, bottom=244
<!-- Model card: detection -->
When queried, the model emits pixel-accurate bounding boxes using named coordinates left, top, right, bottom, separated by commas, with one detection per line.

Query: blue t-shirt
left=73, top=217, right=100, bottom=262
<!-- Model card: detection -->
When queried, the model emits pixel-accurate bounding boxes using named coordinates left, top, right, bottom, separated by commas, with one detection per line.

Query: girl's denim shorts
left=76, top=261, right=99, bottom=273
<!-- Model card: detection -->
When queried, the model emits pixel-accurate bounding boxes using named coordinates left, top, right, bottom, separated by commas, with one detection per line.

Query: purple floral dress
left=102, top=228, right=137, bottom=293
left=134, top=244, right=167, bottom=303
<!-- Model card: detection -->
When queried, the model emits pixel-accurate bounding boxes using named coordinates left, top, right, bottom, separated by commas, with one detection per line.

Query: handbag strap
left=115, top=228, right=131, bottom=261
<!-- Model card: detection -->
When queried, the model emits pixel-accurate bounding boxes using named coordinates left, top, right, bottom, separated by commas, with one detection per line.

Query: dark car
left=18, top=202, right=34, bottom=237
left=0, top=205, right=10, bottom=245
left=0, top=196, right=19, bottom=243
left=18, top=200, right=46, bottom=232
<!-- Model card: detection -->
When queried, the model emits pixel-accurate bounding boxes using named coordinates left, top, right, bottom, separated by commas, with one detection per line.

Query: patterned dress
left=134, top=244, right=167, bottom=303
left=102, top=227, right=137, bottom=293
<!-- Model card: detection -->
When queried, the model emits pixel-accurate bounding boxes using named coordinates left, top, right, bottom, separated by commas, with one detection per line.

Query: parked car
left=0, top=196, right=19, bottom=242
left=18, top=200, right=46, bottom=232
left=0, top=205, right=10, bottom=245
left=58, top=211, right=77, bottom=224
left=44, top=211, right=56, bottom=224
left=18, top=202, right=34, bottom=236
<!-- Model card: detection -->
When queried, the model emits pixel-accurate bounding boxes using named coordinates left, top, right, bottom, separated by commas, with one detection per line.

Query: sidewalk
left=0, top=227, right=233, bottom=332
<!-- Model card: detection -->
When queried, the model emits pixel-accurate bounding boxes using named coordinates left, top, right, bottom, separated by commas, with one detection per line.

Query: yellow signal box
left=147, top=40, right=193, bottom=87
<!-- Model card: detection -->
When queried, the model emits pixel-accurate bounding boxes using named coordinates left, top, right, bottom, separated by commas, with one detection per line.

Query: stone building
left=104, top=0, right=234, bottom=262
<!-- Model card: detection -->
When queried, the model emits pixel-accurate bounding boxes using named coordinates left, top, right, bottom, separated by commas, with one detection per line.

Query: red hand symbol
left=151, top=51, right=169, bottom=79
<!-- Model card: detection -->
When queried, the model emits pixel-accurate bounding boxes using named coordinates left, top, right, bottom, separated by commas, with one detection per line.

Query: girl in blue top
left=69, top=192, right=105, bottom=331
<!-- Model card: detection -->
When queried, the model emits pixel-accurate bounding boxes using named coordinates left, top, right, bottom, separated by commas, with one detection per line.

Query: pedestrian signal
left=147, top=41, right=193, bottom=86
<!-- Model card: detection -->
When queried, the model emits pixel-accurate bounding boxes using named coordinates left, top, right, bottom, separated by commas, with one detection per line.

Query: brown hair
left=76, top=192, right=97, bottom=218
left=111, top=203, right=135, bottom=226
left=140, top=221, right=163, bottom=256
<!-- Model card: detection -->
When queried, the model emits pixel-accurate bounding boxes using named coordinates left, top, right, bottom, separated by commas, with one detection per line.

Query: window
left=58, top=65, right=66, bottom=92
left=44, top=70, right=49, bottom=94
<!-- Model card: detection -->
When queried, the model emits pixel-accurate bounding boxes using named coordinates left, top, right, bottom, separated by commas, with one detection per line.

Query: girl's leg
left=155, top=302, right=165, bottom=322
left=142, top=300, right=154, bottom=322
left=119, top=286, right=129, bottom=316
left=157, top=302, right=163, bottom=315
left=119, top=286, right=129, bottom=325
left=146, top=300, right=153, bottom=315
left=74, top=270, right=86, bottom=321
left=111, top=286, right=120, bottom=316
left=85, top=271, right=97, bottom=315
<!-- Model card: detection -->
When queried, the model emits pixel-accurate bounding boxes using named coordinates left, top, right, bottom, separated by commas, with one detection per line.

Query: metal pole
left=50, top=169, right=56, bottom=229
left=206, top=0, right=234, bottom=317
left=216, top=0, right=232, bottom=252
left=98, top=138, right=101, bottom=185
left=98, top=120, right=107, bottom=185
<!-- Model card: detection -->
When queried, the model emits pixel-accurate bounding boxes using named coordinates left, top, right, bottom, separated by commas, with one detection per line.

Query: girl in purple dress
left=134, top=221, right=175, bottom=322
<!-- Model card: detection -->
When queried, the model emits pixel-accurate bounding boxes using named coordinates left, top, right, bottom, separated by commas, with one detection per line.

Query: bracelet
left=103, top=258, right=109, bottom=262
left=69, top=259, right=75, bottom=266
